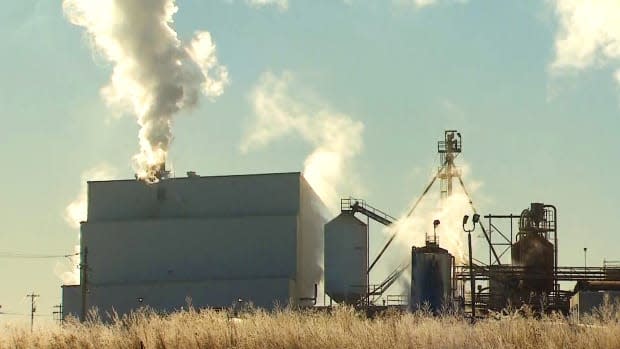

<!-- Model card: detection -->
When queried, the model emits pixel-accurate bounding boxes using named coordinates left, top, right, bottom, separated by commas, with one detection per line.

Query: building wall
left=82, top=216, right=298, bottom=284
left=64, top=172, right=327, bottom=319
left=297, top=177, right=328, bottom=305
left=87, top=173, right=301, bottom=221
left=570, top=291, right=620, bottom=321
left=62, top=285, right=81, bottom=319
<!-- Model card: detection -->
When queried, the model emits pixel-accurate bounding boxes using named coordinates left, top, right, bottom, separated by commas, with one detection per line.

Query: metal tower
left=437, top=130, right=462, bottom=200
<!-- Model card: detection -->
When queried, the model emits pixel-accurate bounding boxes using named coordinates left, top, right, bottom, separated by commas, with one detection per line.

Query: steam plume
left=241, top=71, right=364, bottom=213
left=63, top=0, right=229, bottom=182
left=392, top=163, right=482, bottom=264
left=57, top=164, right=118, bottom=285
left=375, top=162, right=483, bottom=295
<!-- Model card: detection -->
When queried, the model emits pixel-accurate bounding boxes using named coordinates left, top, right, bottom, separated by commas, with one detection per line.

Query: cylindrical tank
left=324, top=213, right=368, bottom=304
left=511, top=234, right=554, bottom=292
left=410, top=242, right=453, bottom=313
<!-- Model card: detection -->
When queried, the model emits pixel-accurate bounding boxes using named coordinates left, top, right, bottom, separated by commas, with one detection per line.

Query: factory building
left=60, top=130, right=620, bottom=320
left=62, top=172, right=326, bottom=320
left=570, top=281, right=620, bottom=321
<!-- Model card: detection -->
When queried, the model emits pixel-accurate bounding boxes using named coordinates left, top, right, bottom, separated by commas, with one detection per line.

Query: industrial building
left=62, top=130, right=620, bottom=320
left=570, top=281, right=620, bottom=321
left=63, top=172, right=325, bottom=320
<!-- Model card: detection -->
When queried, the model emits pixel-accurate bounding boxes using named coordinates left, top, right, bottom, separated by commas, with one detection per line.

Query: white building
left=62, top=172, right=327, bottom=320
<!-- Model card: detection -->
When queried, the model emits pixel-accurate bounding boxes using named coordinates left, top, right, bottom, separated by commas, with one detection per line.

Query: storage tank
left=511, top=234, right=554, bottom=292
left=410, top=241, right=453, bottom=313
left=324, top=213, right=368, bottom=304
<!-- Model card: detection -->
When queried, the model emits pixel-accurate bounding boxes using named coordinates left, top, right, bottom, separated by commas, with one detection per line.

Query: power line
left=0, top=252, right=79, bottom=259
left=0, top=312, right=52, bottom=317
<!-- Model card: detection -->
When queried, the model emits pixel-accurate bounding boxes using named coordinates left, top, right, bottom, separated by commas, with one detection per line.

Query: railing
left=604, top=260, right=620, bottom=269
left=454, top=265, right=620, bottom=281
left=386, top=294, right=408, bottom=306
left=437, top=141, right=462, bottom=154
left=341, top=198, right=396, bottom=226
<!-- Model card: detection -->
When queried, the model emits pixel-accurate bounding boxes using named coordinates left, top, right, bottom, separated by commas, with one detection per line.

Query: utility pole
left=26, top=292, right=39, bottom=332
left=80, top=246, right=89, bottom=322
left=53, top=304, right=63, bottom=326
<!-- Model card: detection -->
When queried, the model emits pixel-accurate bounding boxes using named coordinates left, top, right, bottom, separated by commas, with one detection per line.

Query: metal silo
left=324, top=213, right=368, bottom=304
left=511, top=234, right=554, bottom=292
left=511, top=203, right=555, bottom=294
left=410, top=240, right=453, bottom=313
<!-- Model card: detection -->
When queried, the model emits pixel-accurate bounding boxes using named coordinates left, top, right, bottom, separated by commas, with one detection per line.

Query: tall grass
left=2, top=305, right=620, bottom=349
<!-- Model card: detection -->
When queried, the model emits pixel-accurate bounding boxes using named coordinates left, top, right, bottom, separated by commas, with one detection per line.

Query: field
left=2, top=305, right=620, bottom=349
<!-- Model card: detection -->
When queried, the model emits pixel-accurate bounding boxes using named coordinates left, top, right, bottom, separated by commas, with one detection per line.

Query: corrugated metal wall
left=64, top=172, right=327, bottom=320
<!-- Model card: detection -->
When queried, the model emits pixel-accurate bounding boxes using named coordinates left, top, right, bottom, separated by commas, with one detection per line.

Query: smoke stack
left=154, top=163, right=170, bottom=181
left=63, top=0, right=229, bottom=183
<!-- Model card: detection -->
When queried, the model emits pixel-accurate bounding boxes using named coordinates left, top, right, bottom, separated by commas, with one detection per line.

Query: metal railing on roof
left=341, top=198, right=396, bottom=226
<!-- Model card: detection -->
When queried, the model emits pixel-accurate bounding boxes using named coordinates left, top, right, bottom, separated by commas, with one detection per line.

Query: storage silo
left=511, top=234, right=554, bottom=292
left=324, top=213, right=368, bottom=304
left=410, top=240, right=453, bottom=313
left=512, top=203, right=554, bottom=294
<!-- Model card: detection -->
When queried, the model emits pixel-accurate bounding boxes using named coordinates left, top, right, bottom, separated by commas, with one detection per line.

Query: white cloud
left=551, top=0, right=620, bottom=77
left=241, top=71, right=364, bottom=213
left=393, top=0, right=436, bottom=8
left=394, top=0, right=468, bottom=9
left=246, top=0, right=288, bottom=11
left=414, top=0, right=437, bottom=8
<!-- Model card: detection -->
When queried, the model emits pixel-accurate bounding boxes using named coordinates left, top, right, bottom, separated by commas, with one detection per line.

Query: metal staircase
left=341, top=198, right=396, bottom=226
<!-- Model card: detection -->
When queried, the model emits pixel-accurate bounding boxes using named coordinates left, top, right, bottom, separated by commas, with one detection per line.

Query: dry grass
left=2, top=305, right=620, bottom=349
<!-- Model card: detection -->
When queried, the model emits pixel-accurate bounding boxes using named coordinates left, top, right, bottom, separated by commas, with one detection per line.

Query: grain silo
left=324, top=213, right=368, bottom=304
left=61, top=172, right=326, bottom=320
left=509, top=203, right=555, bottom=305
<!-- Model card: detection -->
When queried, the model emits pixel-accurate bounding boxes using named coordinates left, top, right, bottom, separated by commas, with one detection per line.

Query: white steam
left=54, top=245, right=81, bottom=286
left=551, top=0, right=620, bottom=84
left=63, top=0, right=229, bottom=182
left=391, top=172, right=481, bottom=265
left=375, top=162, right=482, bottom=295
left=57, top=164, right=118, bottom=285
left=241, top=71, right=364, bottom=213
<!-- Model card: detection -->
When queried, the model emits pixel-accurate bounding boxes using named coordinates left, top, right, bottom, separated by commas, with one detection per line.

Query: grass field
left=1, top=305, right=620, bottom=349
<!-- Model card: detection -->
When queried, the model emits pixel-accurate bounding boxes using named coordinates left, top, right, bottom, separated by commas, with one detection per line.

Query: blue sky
left=1, top=0, right=619, bottom=324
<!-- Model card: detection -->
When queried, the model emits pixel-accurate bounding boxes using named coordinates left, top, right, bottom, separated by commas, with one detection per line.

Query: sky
left=1, top=0, right=620, bottom=325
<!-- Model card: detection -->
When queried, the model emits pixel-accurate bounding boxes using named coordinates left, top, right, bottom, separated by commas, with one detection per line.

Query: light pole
left=584, top=247, right=588, bottom=271
left=463, top=213, right=480, bottom=322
